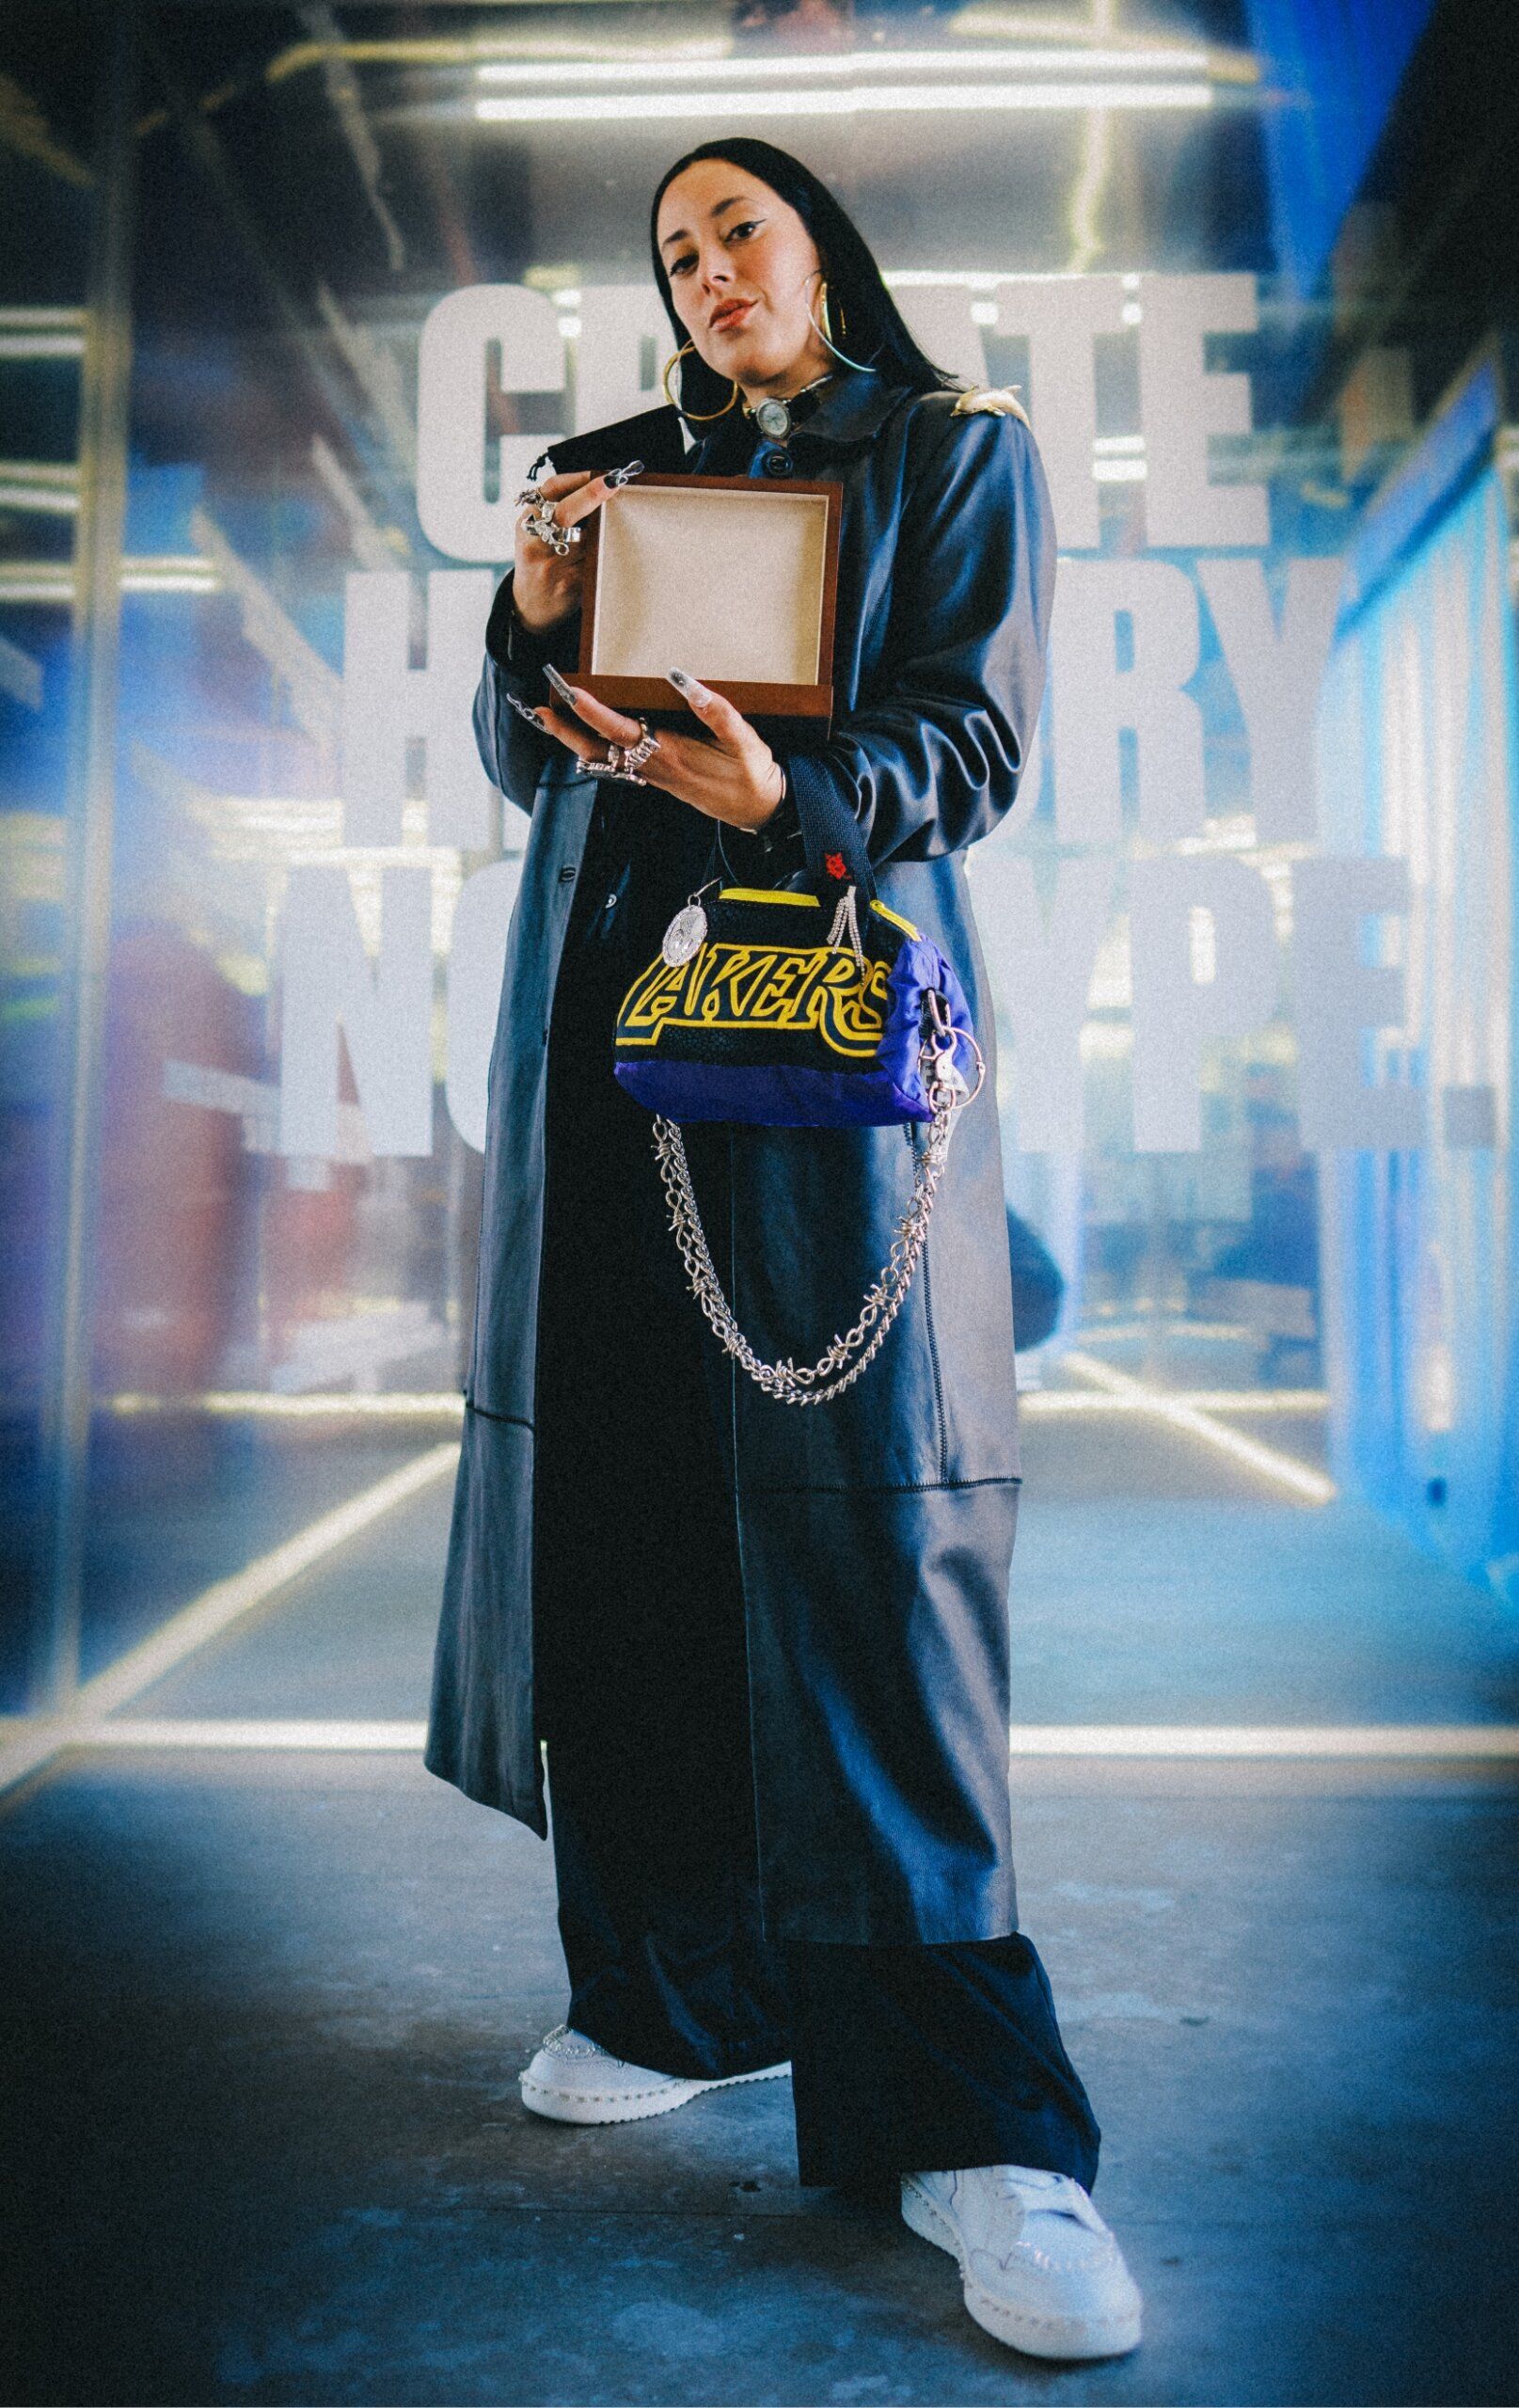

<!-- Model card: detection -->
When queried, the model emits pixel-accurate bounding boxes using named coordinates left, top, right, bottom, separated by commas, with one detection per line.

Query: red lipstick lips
left=710, top=299, right=753, bottom=332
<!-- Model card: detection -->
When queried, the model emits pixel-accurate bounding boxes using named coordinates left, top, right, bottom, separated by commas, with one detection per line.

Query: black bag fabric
left=1006, top=1208, right=1065, bottom=1350
left=530, top=402, right=690, bottom=483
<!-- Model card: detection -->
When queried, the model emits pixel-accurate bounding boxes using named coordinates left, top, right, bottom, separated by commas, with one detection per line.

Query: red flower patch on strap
left=824, top=851, right=847, bottom=880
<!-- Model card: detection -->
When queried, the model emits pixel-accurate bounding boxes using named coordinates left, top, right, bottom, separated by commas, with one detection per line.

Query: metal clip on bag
left=613, top=826, right=985, bottom=1406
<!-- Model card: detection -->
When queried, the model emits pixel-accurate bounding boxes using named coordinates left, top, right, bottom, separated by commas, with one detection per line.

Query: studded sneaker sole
left=520, top=2055, right=792, bottom=2126
left=900, top=2172, right=1144, bottom=2361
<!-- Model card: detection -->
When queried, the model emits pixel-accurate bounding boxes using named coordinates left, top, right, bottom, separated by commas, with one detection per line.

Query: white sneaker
left=901, top=2162, right=1143, bottom=2360
left=519, top=2022, right=791, bottom=2126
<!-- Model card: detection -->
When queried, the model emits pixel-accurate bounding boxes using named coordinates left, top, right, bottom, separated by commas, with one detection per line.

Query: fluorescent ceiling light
left=0, top=483, right=79, bottom=514
left=0, top=578, right=74, bottom=605
left=108, top=1389, right=466, bottom=1417
left=476, top=82, right=1212, bottom=125
left=0, top=556, right=220, bottom=605
left=0, top=458, right=79, bottom=483
left=123, top=571, right=221, bottom=593
left=885, top=269, right=1157, bottom=286
left=0, top=333, right=85, bottom=358
left=476, top=45, right=1213, bottom=86
left=0, top=309, right=87, bottom=360
left=886, top=270, right=1039, bottom=287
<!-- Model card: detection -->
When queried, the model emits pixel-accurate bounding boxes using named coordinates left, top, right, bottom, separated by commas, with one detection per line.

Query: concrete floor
left=5, top=1411, right=1519, bottom=2405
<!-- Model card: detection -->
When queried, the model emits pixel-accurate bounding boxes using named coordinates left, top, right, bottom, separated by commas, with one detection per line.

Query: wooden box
left=576, top=471, right=842, bottom=732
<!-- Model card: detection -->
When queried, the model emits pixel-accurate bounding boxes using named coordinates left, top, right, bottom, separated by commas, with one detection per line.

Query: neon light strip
left=883, top=269, right=1110, bottom=286
left=96, top=1387, right=1328, bottom=1419
left=0, top=459, right=79, bottom=483
left=476, top=83, right=1213, bottom=125
left=105, top=1390, right=469, bottom=1418
left=0, top=484, right=78, bottom=514
left=96, top=1719, right=431, bottom=1751
left=1022, top=1390, right=1328, bottom=1416
left=1062, top=1348, right=1337, bottom=1502
left=1075, top=1319, right=1252, bottom=1340
left=1012, top=1725, right=1519, bottom=1757
left=62, top=1719, right=1519, bottom=1760
left=0, top=334, right=85, bottom=358
left=0, top=1444, right=459, bottom=1801
left=0, top=576, right=220, bottom=603
left=476, top=46, right=1216, bottom=85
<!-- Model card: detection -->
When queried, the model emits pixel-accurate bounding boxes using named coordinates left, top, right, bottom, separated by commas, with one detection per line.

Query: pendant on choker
left=744, top=372, right=833, bottom=444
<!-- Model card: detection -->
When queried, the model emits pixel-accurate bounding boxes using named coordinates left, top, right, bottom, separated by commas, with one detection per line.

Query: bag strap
left=783, top=749, right=878, bottom=902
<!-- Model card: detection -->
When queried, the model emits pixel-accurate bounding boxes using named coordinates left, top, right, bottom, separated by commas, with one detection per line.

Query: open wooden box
left=576, top=471, right=842, bottom=732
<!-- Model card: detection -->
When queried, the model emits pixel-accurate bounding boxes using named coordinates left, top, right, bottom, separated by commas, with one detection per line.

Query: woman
left=425, top=137, right=1142, bottom=2363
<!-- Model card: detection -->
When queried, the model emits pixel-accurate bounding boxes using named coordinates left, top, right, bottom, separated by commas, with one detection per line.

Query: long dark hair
left=647, top=138, right=967, bottom=425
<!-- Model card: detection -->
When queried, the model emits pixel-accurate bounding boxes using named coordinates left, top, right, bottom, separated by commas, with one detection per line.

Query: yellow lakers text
left=618, top=943, right=891, bottom=1059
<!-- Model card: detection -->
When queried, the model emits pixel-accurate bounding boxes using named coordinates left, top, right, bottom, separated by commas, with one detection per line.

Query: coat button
left=762, top=449, right=794, bottom=478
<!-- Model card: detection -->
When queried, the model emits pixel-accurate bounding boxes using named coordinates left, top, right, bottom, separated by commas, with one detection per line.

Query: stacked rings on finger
left=515, top=491, right=581, bottom=557
left=585, top=717, right=661, bottom=785
left=621, top=721, right=660, bottom=776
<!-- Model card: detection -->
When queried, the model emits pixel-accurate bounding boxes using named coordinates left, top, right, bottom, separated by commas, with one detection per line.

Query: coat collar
left=690, top=364, right=910, bottom=469
left=778, top=364, right=910, bottom=447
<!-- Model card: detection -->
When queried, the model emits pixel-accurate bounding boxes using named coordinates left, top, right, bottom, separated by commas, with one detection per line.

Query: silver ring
left=585, top=743, right=643, bottom=784
left=519, top=498, right=580, bottom=557
left=620, top=718, right=661, bottom=774
left=584, top=717, right=657, bottom=785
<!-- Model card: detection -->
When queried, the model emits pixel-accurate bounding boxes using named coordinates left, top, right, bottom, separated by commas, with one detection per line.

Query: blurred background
left=4, top=0, right=1516, bottom=1725
left=1, top=6, right=1517, bottom=2399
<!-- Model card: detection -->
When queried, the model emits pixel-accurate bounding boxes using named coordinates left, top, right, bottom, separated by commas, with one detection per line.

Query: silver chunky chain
left=650, top=1040, right=971, bottom=1407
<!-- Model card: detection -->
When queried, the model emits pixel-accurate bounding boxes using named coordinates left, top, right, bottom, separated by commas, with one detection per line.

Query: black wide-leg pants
left=531, top=815, right=1100, bottom=2192
left=544, top=1718, right=1101, bottom=2191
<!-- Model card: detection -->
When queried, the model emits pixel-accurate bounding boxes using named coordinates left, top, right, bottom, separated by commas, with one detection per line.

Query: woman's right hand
left=512, top=464, right=642, bottom=634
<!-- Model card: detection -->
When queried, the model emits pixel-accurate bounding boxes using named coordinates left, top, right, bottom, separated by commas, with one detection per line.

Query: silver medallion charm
left=753, top=396, right=791, bottom=439
left=661, top=901, right=709, bottom=968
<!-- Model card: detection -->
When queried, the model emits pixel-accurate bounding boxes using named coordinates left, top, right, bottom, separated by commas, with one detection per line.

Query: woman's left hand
left=530, top=671, right=785, bottom=831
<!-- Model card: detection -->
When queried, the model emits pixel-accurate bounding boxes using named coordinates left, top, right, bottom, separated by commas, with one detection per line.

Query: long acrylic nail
left=507, top=693, right=544, bottom=724
left=668, top=666, right=713, bottom=704
left=545, top=664, right=581, bottom=708
left=605, top=458, right=645, bottom=489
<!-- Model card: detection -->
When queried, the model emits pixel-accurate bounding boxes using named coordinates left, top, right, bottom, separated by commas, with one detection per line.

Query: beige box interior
left=590, top=485, right=830, bottom=684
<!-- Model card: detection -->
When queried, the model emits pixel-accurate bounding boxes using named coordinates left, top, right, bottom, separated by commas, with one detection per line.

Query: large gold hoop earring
left=662, top=341, right=740, bottom=422
left=802, top=274, right=878, bottom=374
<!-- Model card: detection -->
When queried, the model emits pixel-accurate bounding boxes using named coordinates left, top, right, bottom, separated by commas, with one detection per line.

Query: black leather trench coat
left=424, top=364, right=1056, bottom=1945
